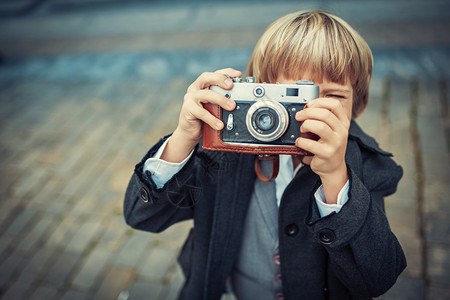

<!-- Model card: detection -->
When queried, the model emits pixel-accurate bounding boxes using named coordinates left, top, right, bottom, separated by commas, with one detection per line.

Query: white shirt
left=143, top=138, right=349, bottom=217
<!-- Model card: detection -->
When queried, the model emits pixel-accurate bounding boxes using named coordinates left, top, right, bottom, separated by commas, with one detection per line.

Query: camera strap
left=254, top=155, right=280, bottom=182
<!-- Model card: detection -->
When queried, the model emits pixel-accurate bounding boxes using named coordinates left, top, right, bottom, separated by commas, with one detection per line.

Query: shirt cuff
left=143, top=138, right=194, bottom=188
left=314, top=180, right=349, bottom=217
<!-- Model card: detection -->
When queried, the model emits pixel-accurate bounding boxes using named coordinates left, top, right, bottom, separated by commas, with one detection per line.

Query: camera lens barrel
left=246, top=100, right=289, bottom=142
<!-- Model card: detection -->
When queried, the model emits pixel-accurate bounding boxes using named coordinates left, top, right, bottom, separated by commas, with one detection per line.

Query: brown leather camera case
left=202, top=103, right=314, bottom=156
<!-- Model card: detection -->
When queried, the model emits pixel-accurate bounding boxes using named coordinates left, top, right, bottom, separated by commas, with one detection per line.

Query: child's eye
left=327, top=94, right=345, bottom=99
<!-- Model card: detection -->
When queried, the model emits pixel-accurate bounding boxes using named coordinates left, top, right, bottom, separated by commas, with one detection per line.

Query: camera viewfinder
left=286, top=88, right=299, bottom=96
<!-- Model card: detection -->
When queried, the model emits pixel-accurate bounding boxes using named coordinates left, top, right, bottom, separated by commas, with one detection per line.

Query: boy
left=124, top=10, right=406, bottom=300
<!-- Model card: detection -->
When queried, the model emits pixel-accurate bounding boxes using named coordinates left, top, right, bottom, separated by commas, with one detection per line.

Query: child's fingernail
left=305, top=101, right=313, bottom=108
left=224, top=78, right=233, bottom=86
left=227, top=100, right=235, bottom=109
left=216, top=121, right=223, bottom=130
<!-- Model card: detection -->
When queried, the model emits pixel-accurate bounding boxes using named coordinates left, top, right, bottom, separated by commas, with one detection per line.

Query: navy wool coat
left=124, top=121, right=406, bottom=300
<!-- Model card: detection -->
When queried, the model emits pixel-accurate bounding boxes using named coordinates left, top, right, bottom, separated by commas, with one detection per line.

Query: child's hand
left=178, top=68, right=241, bottom=143
left=294, top=98, right=351, bottom=203
left=161, top=68, right=242, bottom=163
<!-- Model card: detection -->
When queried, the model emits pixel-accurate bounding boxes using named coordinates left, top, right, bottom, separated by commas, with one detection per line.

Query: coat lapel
left=278, top=165, right=325, bottom=298
left=203, top=152, right=256, bottom=299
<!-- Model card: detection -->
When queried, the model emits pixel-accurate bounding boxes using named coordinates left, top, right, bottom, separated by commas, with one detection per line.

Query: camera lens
left=246, top=100, right=289, bottom=142
left=256, top=111, right=274, bottom=131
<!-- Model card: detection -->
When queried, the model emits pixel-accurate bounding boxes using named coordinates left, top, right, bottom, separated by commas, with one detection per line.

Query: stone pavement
left=0, top=1, right=449, bottom=299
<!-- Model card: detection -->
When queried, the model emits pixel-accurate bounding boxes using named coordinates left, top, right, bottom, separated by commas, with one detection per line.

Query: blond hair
left=246, top=10, right=373, bottom=118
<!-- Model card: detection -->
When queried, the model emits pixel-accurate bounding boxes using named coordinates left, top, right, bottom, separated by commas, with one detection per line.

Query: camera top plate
left=210, top=78, right=319, bottom=103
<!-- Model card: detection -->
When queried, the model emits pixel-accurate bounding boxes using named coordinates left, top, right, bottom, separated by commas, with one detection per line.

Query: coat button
left=318, top=228, right=335, bottom=244
left=273, top=255, right=280, bottom=265
left=139, top=187, right=150, bottom=203
left=285, top=223, right=299, bottom=236
left=276, top=273, right=282, bottom=283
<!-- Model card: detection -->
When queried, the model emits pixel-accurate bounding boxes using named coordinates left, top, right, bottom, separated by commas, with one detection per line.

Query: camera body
left=210, top=77, right=319, bottom=148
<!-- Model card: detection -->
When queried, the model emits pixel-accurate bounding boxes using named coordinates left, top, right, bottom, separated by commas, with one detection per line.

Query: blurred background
left=0, top=0, right=449, bottom=299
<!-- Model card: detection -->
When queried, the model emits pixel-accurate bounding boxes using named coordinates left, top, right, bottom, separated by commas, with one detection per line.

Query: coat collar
left=349, top=121, right=392, bottom=157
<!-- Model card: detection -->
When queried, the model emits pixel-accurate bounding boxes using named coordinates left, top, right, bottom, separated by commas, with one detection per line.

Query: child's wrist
left=319, top=163, right=348, bottom=204
left=161, top=129, right=198, bottom=163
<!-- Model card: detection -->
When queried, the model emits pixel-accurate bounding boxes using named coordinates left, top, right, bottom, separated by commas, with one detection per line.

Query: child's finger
left=188, top=89, right=236, bottom=111
left=295, top=135, right=320, bottom=155
left=300, top=119, right=333, bottom=142
left=187, top=69, right=242, bottom=92
left=215, top=68, right=242, bottom=79
left=188, top=102, right=224, bottom=131
left=296, top=107, right=342, bottom=132
left=305, top=98, right=350, bottom=126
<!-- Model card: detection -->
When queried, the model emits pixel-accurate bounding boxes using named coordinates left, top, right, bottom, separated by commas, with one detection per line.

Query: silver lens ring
left=246, top=100, right=289, bottom=142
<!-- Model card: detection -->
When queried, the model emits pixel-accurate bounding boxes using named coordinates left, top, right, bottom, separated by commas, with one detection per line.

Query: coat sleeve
left=123, top=136, right=201, bottom=233
left=306, top=152, right=407, bottom=297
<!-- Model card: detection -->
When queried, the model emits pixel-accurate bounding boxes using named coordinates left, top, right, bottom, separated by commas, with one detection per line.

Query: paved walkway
left=0, top=1, right=449, bottom=299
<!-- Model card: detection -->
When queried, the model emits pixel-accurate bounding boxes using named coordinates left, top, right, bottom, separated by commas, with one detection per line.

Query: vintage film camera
left=203, top=77, right=319, bottom=155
